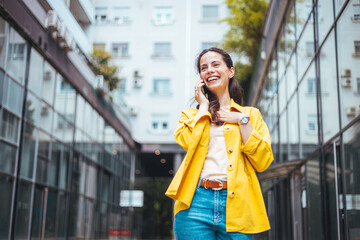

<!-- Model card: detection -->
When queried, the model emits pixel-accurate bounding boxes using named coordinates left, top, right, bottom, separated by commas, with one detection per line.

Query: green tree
left=221, top=0, right=268, bottom=103
left=88, top=48, right=122, bottom=91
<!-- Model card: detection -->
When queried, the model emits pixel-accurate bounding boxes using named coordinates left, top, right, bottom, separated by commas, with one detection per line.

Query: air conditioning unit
left=341, top=69, right=351, bottom=78
left=341, top=78, right=351, bottom=88
left=346, top=106, right=356, bottom=117
left=45, top=10, right=58, bottom=32
left=41, top=105, right=49, bottom=116
left=130, top=106, right=138, bottom=117
left=61, top=30, right=75, bottom=51
left=133, top=70, right=143, bottom=88
left=95, top=75, right=109, bottom=95
left=56, top=22, right=66, bottom=43
left=43, top=70, right=52, bottom=81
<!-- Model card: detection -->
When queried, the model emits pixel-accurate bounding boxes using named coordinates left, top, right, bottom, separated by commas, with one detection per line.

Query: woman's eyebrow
left=200, top=60, right=220, bottom=67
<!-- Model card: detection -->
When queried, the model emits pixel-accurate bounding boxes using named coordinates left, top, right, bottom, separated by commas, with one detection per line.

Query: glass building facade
left=253, top=0, right=360, bottom=239
left=0, top=15, right=136, bottom=239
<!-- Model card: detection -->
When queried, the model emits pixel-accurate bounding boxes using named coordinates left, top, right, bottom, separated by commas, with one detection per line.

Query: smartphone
left=201, top=86, right=207, bottom=95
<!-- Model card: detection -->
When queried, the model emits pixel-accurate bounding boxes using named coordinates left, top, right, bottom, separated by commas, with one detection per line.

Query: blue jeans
left=174, top=180, right=253, bottom=240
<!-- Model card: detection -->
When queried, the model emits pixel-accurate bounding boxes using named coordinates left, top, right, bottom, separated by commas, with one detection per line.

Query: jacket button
left=224, top=125, right=230, bottom=130
left=228, top=147, right=233, bottom=153
left=229, top=191, right=235, bottom=198
left=228, top=164, right=233, bottom=171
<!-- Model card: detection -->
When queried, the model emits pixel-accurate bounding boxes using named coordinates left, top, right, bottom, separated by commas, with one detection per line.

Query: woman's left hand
left=216, top=111, right=245, bottom=123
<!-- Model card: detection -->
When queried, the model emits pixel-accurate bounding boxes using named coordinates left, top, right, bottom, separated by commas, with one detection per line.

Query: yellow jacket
left=165, top=99, right=274, bottom=233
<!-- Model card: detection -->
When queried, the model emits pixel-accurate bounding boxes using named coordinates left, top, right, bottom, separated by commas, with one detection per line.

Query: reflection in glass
left=36, top=157, right=47, bottom=183
left=296, top=0, right=313, bottom=40
left=306, top=156, right=323, bottom=239
left=37, top=130, right=50, bottom=159
left=297, top=13, right=314, bottom=79
left=278, top=29, right=286, bottom=79
left=298, top=63, right=318, bottom=157
left=87, top=164, right=97, bottom=199
left=59, top=147, right=69, bottom=190
left=343, top=121, right=360, bottom=239
left=49, top=141, right=61, bottom=187
left=286, top=54, right=297, bottom=101
left=42, top=61, right=56, bottom=105
left=3, top=76, right=23, bottom=116
left=288, top=93, right=299, bottom=160
left=317, top=1, right=334, bottom=45
left=336, top=1, right=360, bottom=127
left=6, top=28, right=27, bottom=83
left=285, top=4, right=296, bottom=63
left=279, top=112, right=288, bottom=162
left=0, top=140, right=17, bottom=174
left=57, top=191, right=67, bottom=237
left=25, top=92, right=41, bottom=126
left=39, top=101, right=53, bottom=134
left=84, top=199, right=95, bottom=238
left=271, top=125, right=279, bottom=163
left=0, top=70, right=4, bottom=105
left=28, top=48, right=44, bottom=97
left=45, top=189, right=57, bottom=238
left=1, top=110, right=19, bottom=144
left=278, top=77, right=286, bottom=116
left=319, top=30, right=339, bottom=142
left=14, top=180, right=32, bottom=239
left=0, top=17, right=7, bottom=68
left=20, top=123, right=37, bottom=179
left=0, top=175, right=13, bottom=239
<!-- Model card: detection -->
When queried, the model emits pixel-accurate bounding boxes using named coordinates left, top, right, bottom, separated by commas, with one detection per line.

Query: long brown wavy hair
left=195, top=47, right=244, bottom=125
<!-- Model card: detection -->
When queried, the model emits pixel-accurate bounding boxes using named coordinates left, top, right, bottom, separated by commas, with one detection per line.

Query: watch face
left=241, top=116, right=249, bottom=124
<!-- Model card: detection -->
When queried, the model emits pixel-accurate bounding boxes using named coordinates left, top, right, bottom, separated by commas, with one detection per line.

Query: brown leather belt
left=200, top=179, right=227, bottom=190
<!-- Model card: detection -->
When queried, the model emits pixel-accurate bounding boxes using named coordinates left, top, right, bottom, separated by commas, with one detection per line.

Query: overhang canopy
left=257, top=160, right=306, bottom=181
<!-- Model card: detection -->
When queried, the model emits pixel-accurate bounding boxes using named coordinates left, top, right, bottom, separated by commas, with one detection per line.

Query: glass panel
left=278, top=77, right=287, bottom=114
left=286, top=54, right=297, bottom=101
left=102, top=172, right=110, bottom=202
left=14, top=180, right=32, bottom=239
left=202, top=5, right=219, bottom=19
left=87, top=164, right=97, bottom=199
left=298, top=63, right=318, bottom=157
left=44, top=189, right=57, bottom=238
left=295, top=0, right=313, bottom=40
left=317, top=0, right=334, bottom=45
left=279, top=111, right=288, bottom=162
left=153, top=78, right=170, bottom=95
left=0, top=175, right=13, bottom=239
left=76, top=94, right=85, bottom=130
left=278, top=29, right=286, bottom=79
left=1, top=109, right=20, bottom=144
left=288, top=94, right=299, bottom=160
left=42, top=61, right=56, bottom=105
left=334, top=0, right=347, bottom=15
left=0, top=140, right=17, bottom=174
left=0, top=17, right=8, bottom=69
left=36, top=157, right=47, bottom=183
left=297, top=13, right=315, bottom=79
left=6, top=28, right=27, bottom=83
left=48, top=141, right=61, bottom=187
left=0, top=70, right=4, bottom=106
left=343, top=121, right=360, bottom=239
left=20, top=123, right=37, bottom=179
left=3, top=75, right=23, bottom=115
left=59, top=147, right=69, bottom=190
left=336, top=1, right=360, bottom=127
left=31, top=186, right=44, bottom=239
left=319, top=30, right=339, bottom=142
left=306, top=154, right=323, bottom=239
left=84, top=199, right=95, bottom=238
left=37, top=130, right=50, bottom=159
left=25, top=92, right=41, bottom=126
left=57, top=191, right=67, bottom=237
left=271, top=124, right=279, bottom=163
left=39, top=101, right=53, bottom=134
left=285, top=4, right=296, bottom=63
left=28, top=48, right=44, bottom=97
left=324, top=142, right=343, bottom=240
left=68, top=194, right=83, bottom=238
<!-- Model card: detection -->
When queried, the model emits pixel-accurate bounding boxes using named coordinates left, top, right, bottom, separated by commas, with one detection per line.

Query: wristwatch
left=239, top=116, right=250, bottom=125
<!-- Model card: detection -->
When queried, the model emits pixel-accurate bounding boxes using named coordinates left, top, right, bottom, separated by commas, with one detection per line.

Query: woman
left=165, top=47, right=274, bottom=240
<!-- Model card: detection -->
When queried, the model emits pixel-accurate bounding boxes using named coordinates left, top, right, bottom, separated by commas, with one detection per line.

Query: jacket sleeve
left=174, top=108, right=211, bottom=152
left=241, top=108, right=274, bottom=172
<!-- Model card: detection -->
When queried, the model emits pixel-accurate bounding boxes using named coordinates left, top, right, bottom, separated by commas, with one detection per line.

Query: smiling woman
left=165, top=47, right=274, bottom=240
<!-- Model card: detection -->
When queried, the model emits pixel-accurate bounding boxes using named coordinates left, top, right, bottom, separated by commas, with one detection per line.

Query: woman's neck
left=216, top=92, right=231, bottom=108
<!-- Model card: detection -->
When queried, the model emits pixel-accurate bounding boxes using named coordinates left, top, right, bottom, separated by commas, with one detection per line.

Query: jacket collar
left=230, top=98, right=246, bottom=113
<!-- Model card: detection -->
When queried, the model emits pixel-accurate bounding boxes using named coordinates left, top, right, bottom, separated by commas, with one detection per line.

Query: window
left=8, top=43, right=25, bottom=59
left=153, top=42, right=171, bottom=57
left=114, top=7, right=131, bottom=24
left=112, top=43, right=129, bottom=57
left=202, top=5, right=219, bottom=20
left=95, top=8, right=108, bottom=23
left=354, top=41, right=360, bottom=56
left=353, top=4, right=360, bottom=21
left=307, top=115, right=318, bottom=132
left=60, top=79, right=74, bottom=92
left=357, top=78, right=360, bottom=93
left=307, top=78, right=316, bottom=94
left=306, top=41, right=314, bottom=57
left=201, top=42, right=217, bottom=50
left=153, top=7, right=174, bottom=25
left=93, top=43, right=105, bottom=50
left=151, top=114, right=169, bottom=133
left=153, top=78, right=170, bottom=95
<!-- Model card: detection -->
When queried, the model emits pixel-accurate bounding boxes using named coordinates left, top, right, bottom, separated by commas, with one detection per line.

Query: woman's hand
left=194, top=79, right=209, bottom=107
left=216, top=111, right=244, bottom=123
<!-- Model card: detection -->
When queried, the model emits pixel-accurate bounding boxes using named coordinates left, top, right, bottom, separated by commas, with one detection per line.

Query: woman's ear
left=229, top=67, right=235, bottom=78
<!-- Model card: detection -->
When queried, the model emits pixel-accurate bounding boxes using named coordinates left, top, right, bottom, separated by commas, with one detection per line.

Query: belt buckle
left=212, top=179, right=223, bottom=191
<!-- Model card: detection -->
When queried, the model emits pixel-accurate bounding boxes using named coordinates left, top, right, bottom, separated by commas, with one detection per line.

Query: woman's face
left=199, top=51, right=234, bottom=94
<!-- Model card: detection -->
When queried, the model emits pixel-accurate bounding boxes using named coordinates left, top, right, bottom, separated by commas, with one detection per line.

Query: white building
left=90, top=0, right=230, bottom=145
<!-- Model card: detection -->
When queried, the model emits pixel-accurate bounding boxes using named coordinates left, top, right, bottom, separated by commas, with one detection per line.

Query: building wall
left=254, top=0, right=360, bottom=239
left=0, top=3, right=136, bottom=239
left=90, top=0, right=229, bottom=144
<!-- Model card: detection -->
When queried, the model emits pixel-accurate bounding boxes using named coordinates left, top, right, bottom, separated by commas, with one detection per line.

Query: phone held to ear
left=201, top=86, right=206, bottom=95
